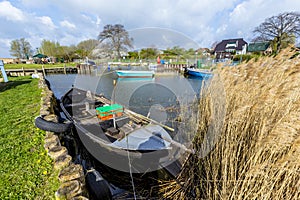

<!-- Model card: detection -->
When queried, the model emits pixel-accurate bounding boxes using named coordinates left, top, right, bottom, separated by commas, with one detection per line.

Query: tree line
left=9, top=12, right=300, bottom=62
left=9, top=38, right=100, bottom=62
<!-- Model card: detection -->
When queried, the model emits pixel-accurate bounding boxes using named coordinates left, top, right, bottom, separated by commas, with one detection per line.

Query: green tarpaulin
left=33, top=53, right=47, bottom=58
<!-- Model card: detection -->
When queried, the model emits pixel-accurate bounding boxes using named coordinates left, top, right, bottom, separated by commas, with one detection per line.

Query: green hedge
left=232, top=54, right=261, bottom=62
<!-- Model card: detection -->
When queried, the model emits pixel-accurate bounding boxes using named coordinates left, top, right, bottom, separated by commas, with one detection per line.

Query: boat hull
left=185, top=68, right=212, bottom=78
left=74, top=125, right=173, bottom=173
left=60, top=88, right=182, bottom=174
left=116, top=70, right=154, bottom=78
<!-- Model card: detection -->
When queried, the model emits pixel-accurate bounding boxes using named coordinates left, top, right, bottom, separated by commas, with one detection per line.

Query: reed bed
left=161, top=47, right=300, bottom=199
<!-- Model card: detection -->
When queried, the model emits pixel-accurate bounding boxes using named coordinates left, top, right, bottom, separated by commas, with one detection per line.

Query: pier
left=4, top=63, right=199, bottom=77
left=5, top=66, right=78, bottom=76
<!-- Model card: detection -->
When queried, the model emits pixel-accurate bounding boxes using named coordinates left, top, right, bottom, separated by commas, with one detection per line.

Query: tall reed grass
left=161, top=47, right=300, bottom=199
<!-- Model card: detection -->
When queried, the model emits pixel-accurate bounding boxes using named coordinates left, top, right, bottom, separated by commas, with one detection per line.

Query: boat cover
left=109, top=124, right=172, bottom=151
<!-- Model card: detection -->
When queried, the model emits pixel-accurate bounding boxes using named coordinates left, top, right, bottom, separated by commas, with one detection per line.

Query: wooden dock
left=5, top=66, right=78, bottom=76
left=4, top=63, right=203, bottom=77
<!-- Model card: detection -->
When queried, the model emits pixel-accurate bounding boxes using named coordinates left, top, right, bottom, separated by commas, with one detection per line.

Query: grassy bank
left=163, top=48, right=300, bottom=199
left=0, top=77, right=60, bottom=199
left=4, top=63, right=76, bottom=70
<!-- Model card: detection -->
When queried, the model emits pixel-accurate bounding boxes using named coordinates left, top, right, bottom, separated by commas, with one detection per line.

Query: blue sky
left=0, top=0, right=299, bottom=57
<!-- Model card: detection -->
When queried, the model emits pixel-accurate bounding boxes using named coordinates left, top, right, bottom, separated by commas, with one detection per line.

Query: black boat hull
left=60, top=88, right=182, bottom=173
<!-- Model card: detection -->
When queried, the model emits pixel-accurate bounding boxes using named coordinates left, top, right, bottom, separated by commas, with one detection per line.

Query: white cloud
left=20, top=0, right=49, bottom=8
left=0, top=38, right=10, bottom=47
left=0, top=1, right=25, bottom=21
left=1, top=0, right=300, bottom=57
left=60, top=20, right=76, bottom=29
left=36, top=16, right=56, bottom=30
left=227, top=0, right=300, bottom=42
left=96, top=16, right=101, bottom=27
left=216, top=24, right=228, bottom=35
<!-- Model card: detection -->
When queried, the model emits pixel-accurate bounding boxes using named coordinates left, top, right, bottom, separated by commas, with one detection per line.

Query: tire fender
left=34, top=116, right=73, bottom=133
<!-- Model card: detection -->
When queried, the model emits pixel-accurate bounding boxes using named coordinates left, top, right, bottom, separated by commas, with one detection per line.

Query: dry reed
left=161, top=47, right=300, bottom=199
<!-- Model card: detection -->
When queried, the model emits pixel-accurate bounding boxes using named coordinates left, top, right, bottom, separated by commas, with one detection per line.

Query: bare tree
left=98, top=24, right=133, bottom=58
left=253, top=12, right=300, bottom=53
left=210, top=41, right=219, bottom=50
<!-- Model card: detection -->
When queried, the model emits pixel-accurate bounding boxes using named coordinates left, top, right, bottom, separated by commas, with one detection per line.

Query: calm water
left=46, top=70, right=203, bottom=98
left=46, top=69, right=206, bottom=197
left=46, top=69, right=205, bottom=132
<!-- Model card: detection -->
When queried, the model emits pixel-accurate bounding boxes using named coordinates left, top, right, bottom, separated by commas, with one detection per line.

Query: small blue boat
left=184, top=68, right=213, bottom=78
left=115, top=70, right=155, bottom=78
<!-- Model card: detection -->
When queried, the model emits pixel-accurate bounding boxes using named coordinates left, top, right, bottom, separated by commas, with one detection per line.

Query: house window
left=226, top=42, right=237, bottom=48
left=225, top=49, right=235, bottom=52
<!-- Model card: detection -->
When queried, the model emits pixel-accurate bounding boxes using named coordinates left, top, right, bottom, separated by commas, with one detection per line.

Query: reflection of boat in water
left=115, top=70, right=155, bottom=79
left=60, top=88, right=188, bottom=173
left=184, top=67, right=213, bottom=78
left=148, top=64, right=157, bottom=71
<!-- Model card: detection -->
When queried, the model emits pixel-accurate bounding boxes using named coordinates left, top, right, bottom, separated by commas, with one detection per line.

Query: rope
left=126, top=135, right=137, bottom=199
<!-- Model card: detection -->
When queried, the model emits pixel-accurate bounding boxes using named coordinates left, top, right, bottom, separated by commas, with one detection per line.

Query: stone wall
left=38, top=76, right=89, bottom=200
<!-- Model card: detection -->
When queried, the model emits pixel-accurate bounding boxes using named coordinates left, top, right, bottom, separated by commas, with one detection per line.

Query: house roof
left=248, top=42, right=270, bottom=52
left=214, top=38, right=247, bottom=52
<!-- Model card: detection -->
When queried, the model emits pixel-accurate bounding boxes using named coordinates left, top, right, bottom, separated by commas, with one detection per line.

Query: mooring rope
left=126, top=135, right=137, bottom=199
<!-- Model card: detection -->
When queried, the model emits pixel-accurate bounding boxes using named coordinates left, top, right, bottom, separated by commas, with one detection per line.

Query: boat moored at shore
left=184, top=67, right=213, bottom=78
left=59, top=88, right=189, bottom=174
left=115, top=70, right=155, bottom=79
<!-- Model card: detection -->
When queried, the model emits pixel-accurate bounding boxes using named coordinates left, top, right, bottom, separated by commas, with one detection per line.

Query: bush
left=232, top=54, right=260, bottom=62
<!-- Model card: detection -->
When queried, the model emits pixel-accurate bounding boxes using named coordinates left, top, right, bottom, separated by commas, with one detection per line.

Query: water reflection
left=46, top=70, right=204, bottom=100
left=46, top=70, right=205, bottom=145
left=46, top=70, right=209, bottom=196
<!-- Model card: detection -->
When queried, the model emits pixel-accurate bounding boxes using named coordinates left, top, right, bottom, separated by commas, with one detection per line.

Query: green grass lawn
left=4, top=63, right=77, bottom=70
left=0, top=77, right=60, bottom=199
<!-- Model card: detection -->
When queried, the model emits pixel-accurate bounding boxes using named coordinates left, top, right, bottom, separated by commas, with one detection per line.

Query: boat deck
left=60, top=88, right=190, bottom=175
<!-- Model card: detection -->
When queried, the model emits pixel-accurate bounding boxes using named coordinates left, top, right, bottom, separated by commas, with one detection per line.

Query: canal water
left=45, top=68, right=206, bottom=198
left=46, top=69, right=204, bottom=131
left=46, top=69, right=203, bottom=102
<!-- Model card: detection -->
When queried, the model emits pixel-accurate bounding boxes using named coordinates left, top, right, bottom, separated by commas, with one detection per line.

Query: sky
left=0, top=0, right=299, bottom=58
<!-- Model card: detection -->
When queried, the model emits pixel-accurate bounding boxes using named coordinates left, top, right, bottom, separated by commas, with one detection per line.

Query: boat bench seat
left=119, top=123, right=134, bottom=135
left=65, top=100, right=104, bottom=109
left=105, top=123, right=136, bottom=140
left=87, top=109, right=97, bottom=116
left=107, top=127, right=119, bottom=135
left=105, top=127, right=124, bottom=140
left=65, top=101, right=91, bottom=108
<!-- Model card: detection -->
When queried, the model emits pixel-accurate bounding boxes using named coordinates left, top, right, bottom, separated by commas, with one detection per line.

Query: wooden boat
left=115, top=70, right=155, bottom=78
left=184, top=67, right=213, bottom=78
left=60, top=88, right=188, bottom=174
